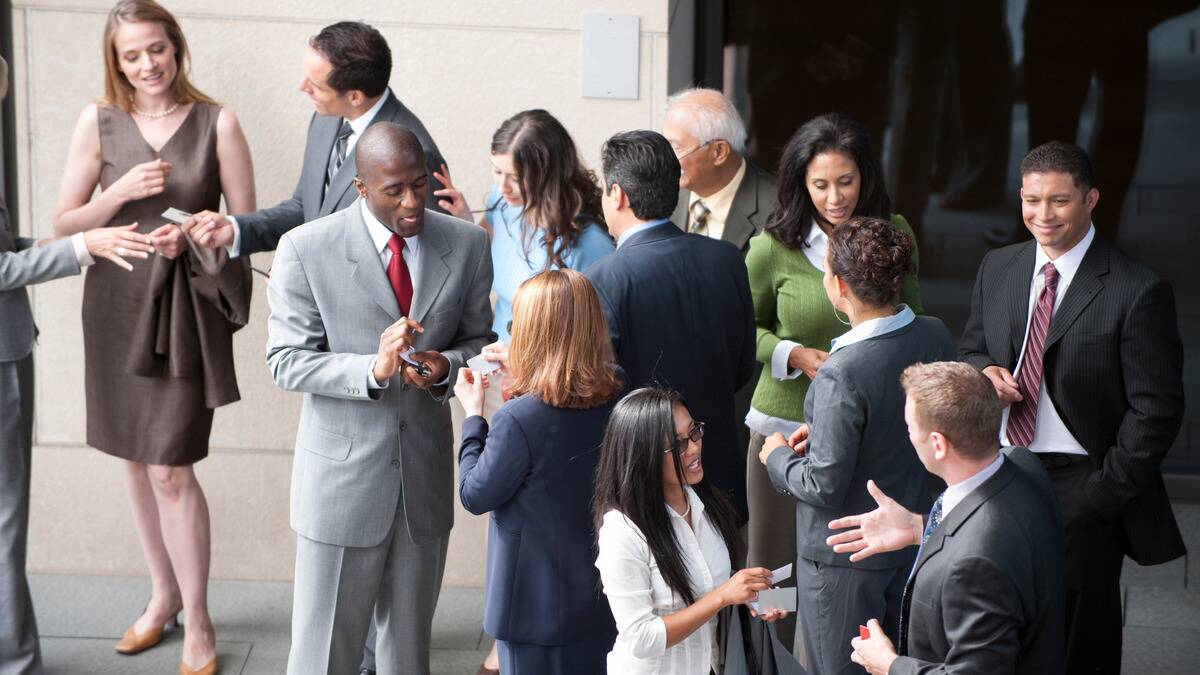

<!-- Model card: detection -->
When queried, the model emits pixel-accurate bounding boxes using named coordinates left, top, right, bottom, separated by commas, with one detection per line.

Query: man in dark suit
left=185, top=21, right=447, bottom=257
left=831, top=361, right=1065, bottom=674
left=664, top=87, right=777, bottom=537
left=585, top=130, right=756, bottom=522
left=960, top=141, right=1185, bottom=673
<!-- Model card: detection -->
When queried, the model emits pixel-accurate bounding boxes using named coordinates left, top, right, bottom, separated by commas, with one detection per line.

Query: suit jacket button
left=399, top=421, right=407, bottom=431
left=391, top=459, right=401, bottom=468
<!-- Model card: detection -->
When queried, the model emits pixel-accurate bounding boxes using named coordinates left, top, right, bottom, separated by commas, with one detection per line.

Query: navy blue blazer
left=585, top=223, right=756, bottom=522
left=458, top=390, right=619, bottom=647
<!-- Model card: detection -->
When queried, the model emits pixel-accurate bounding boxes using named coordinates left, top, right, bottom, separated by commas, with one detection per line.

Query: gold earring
left=832, top=296, right=851, bottom=326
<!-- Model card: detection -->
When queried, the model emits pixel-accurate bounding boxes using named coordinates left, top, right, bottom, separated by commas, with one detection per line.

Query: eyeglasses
left=674, top=140, right=715, bottom=161
left=665, top=421, right=705, bottom=454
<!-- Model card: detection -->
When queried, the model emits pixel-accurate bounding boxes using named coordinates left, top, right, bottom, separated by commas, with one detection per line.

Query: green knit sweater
left=746, top=214, right=924, bottom=420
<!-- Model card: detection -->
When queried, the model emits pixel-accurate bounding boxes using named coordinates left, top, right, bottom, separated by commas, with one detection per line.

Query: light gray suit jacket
left=266, top=202, right=494, bottom=548
left=235, top=89, right=447, bottom=257
left=671, top=158, right=777, bottom=254
left=0, top=199, right=82, bottom=363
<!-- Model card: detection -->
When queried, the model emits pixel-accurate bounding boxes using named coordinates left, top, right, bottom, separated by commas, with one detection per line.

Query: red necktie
left=386, top=234, right=414, bottom=317
left=1007, top=262, right=1059, bottom=447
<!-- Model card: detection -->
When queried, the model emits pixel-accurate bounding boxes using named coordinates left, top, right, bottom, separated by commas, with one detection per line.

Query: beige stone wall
left=10, top=0, right=669, bottom=584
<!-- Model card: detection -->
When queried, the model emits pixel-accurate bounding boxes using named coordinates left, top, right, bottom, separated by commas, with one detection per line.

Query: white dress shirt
left=228, top=91, right=392, bottom=258
left=687, top=159, right=746, bottom=242
left=70, top=233, right=95, bottom=267
left=360, top=199, right=426, bottom=390
left=999, top=225, right=1095, bottom=455
left=596, top=486, right=732, bottom=674
left=940, top=454, right=1005, bottom=518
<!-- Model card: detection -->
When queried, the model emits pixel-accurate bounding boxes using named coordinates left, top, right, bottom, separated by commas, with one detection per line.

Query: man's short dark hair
left=310, top=21, right=392, bottom=97
left=1019, top=141, right=1094, bottom=192
left=600, top=130, right=681, bottom=221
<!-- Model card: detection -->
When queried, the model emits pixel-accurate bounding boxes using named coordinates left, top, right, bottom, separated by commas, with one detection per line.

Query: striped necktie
left=1007, top=263, right=1060, bottom=447
left=689, top=200, right=711, bottom=234
left=899, top=493, right=945, bottom=654
left=325, top=120, right=354, bottom=193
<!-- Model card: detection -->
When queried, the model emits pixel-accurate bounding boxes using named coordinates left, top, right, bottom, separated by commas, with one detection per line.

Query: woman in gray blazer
left=757, top=216, right=956, bottom=675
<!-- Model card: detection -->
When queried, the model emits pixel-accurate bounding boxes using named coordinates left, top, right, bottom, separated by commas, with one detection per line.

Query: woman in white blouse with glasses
left=592, top=387, right=784, bottom=674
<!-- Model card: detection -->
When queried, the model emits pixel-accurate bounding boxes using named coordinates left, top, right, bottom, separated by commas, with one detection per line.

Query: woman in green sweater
left=743, top=113, right=922, bottom=649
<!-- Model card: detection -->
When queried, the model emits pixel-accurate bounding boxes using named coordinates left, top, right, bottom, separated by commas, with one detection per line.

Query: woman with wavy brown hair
left=433, top=109, right=613, bottom=344
left=51, top=2, right=255, bottom=672
left=453, top=269, right=622, bottom=674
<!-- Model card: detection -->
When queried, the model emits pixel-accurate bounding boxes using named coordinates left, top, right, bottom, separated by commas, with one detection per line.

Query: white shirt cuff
left=367, top=357, right=389, bottom=389
left=226, top=216, right=241, bottom=259
left=771, top=340, right=805, bottom=380
left=70, top=232, right=95, bottom=267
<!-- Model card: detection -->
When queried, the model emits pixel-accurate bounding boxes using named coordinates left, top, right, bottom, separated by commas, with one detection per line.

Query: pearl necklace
left=132, top=100, right=180, bottom=119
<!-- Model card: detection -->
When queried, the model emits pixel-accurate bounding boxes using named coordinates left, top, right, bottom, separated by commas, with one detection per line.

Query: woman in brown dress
left=51, top=2, right=255, bottom=673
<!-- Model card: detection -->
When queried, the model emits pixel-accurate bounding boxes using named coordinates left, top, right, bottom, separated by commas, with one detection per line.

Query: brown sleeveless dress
left=84, top=103, right=251, bottom=465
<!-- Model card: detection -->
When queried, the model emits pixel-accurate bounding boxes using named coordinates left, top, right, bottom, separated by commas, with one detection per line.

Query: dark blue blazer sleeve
left=458, top=409, right=532, bottom=516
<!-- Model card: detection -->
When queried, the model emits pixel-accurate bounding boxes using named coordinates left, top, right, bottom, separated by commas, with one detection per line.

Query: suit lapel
left=319, top=93, right=407, bottom=217
left=672, top=192, right=690, bottom=232
left=723, top=164, right=761, bottom=250
left=407, top=216, right=452, bottom=323
left=1005, top=243, right=1038, bottom=363
left=345, top=201, right=401, bottom=321
left=1045, top=239, right=1108, bottom=350
left=309, top=116, right=342, bottom=216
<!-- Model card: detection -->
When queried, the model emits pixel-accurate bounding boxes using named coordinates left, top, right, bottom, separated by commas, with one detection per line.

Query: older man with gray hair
left=664, top=87, right=776, bottom=253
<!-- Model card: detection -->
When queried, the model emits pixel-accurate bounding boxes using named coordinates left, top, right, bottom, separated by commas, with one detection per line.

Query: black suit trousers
left=1048, top=459, right=1124, bottom=674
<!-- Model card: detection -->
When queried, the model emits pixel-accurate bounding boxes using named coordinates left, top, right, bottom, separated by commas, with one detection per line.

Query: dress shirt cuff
left=226, top=215, right=242, bottom=259
left=367, top=357, right=389, bottom=390
left=70, top=232, right=95, bottom=267
left=771, top=340, right=805, bottom=380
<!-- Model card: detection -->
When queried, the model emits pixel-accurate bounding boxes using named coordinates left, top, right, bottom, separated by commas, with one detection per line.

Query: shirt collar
left=829, top=304, right=916, bottom=354
left=940, top=453, right=1005, bottom=518
left=360, top=198, right=420, bottom=256
left=616, top=218, right=671, bottom=249
left=805, top=222, right=828, bottom=248
left=346, top=89, right=391, bottom=137
left=689, top=158, right=747, bottom=223
left=1033, top=223, right=1094, bottom=286
left=665, top=485, right=707, bottom=520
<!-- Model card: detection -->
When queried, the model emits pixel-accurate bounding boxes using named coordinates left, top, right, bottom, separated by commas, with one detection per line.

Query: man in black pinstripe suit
left=960, top=141, right=1185, bottom=674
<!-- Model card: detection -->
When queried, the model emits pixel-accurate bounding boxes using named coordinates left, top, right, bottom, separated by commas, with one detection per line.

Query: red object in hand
left=859, top=625, right=871, bottom=640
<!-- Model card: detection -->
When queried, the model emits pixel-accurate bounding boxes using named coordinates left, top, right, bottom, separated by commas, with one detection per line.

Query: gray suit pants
left=794, top=557, right=908, bottom=675
left=287, top=496, right=448, bottom=675
left=0, top=354, right=41, bottom=675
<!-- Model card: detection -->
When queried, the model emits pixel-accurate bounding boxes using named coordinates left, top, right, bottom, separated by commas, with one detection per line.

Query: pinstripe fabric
left=1007, top=263, right=1059, bottom=447
left=959, top=236, right=1185, bottom=566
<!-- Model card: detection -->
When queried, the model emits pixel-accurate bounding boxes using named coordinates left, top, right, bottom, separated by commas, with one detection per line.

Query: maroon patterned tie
left=1007, top=262, right=1059, bottom=447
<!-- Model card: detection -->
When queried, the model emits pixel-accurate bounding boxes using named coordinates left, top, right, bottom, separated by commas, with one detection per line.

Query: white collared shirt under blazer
left=596, top=486, right=732, bottom=674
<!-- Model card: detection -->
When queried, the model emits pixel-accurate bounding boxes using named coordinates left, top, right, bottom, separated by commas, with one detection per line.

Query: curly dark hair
left=766, top=113, right=891, bottom=250
left=828, top=216, right=914, bottom=308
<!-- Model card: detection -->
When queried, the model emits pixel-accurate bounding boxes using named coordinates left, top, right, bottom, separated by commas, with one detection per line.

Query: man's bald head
left=353, top=122, right=430, bottom=237
left=355, top=122, right=426, bottom=179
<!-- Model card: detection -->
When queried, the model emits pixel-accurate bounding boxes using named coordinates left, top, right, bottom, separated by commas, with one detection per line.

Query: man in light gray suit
left=185, top=20, right=448, bottom=259
left=266, top=123, right=494, bottom=675
left=1, top=52, right=154, bottom=675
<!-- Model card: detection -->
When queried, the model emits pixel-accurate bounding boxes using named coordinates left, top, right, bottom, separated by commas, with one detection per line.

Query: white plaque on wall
left=581, top=13, right=640, bottom=100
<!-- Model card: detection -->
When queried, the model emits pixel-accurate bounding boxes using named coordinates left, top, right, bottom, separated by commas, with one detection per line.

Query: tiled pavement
left=29, top=501, right=1200, bottom=674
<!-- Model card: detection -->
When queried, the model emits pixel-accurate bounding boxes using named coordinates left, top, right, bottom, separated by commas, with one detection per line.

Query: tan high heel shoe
left=179, top=657, right=216, bottom=675
left=114, top=612, right=179, bottom=655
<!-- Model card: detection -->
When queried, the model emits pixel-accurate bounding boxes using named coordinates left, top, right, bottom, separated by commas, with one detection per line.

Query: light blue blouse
left=486, top=184, right=614, bottom=343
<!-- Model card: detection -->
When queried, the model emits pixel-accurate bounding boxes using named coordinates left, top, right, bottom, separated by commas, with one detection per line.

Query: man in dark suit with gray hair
left=831, top=361, right=1065, bottom=674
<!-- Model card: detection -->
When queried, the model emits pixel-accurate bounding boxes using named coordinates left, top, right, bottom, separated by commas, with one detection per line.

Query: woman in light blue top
left=434, top=109, right=614, bottom=343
